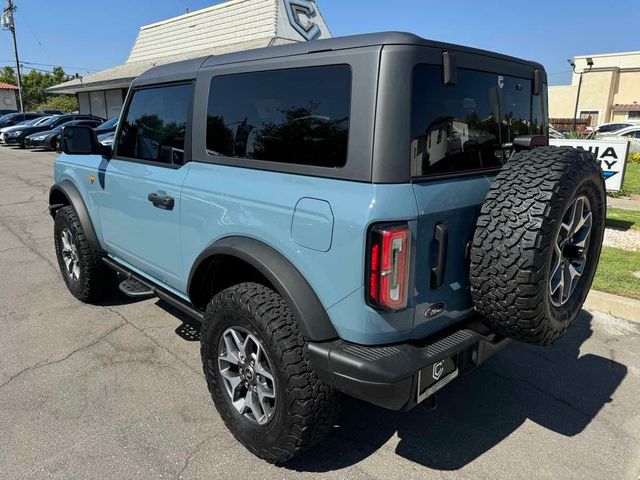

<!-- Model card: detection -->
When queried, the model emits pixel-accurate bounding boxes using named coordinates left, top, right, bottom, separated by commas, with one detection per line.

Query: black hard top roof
left=134, top=31, right=545, bottom=87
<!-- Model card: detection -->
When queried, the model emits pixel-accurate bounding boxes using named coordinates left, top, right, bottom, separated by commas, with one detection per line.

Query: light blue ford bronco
left=49, top=33, right=606, bottom=463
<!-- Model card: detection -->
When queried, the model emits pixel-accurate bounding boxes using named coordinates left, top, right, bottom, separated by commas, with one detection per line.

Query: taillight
left=367, top=223, right=411, bottom=310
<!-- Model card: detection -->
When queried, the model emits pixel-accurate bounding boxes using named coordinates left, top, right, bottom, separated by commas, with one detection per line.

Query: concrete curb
left=584, top=290, right=640, bottom=324
left=608, top=197, right=640, bottom=211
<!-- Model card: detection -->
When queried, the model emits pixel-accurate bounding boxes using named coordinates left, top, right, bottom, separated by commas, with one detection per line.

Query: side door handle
left=147, top=192, right=175, bottom=211
left=431, top=223, right=448, bottom=289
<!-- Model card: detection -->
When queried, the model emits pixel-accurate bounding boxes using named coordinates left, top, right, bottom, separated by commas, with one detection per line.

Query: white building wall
left=127, top=0, right=278, bottom=63
left=0, top=89, right=17, bottom=110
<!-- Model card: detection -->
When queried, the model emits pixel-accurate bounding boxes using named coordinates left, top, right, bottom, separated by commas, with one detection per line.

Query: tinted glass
left=411, top=64, right=540, bottom=177
left=117, top=84, right=192, bottom=165
left=38, top=116, right=61, bottom=127
left=97, top=116, right=118, bottom=130
left=206, top=65, right=351, bottom=168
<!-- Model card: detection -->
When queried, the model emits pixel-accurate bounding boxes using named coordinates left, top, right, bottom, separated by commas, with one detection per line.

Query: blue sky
left=1, top=0, right=639, bottom=85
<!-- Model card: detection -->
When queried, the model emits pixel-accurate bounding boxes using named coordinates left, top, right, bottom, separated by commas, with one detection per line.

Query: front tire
left=200, top=282, right=339, bottom=463
left=54, top=205, right=116, bottom=303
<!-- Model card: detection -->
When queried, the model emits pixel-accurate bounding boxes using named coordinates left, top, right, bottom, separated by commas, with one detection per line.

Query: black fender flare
left=188, top=236, right=338, bottom=342
left=49, top=180, right=102, bottom=252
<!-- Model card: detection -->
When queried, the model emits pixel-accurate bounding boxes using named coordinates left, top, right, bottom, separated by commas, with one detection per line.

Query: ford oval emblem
left=425, top=303, right=446, bottom=318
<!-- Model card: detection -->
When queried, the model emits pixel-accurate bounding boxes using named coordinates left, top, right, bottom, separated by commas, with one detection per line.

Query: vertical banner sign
left=549, top=138, right=630, bottom=192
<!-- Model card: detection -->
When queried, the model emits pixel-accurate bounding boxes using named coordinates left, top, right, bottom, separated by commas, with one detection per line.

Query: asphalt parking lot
left=1, top=146, right=640, bottom=480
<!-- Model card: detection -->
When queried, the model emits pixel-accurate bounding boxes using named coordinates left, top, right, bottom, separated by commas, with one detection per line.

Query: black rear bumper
left=308, top=321, right=509, bottom=411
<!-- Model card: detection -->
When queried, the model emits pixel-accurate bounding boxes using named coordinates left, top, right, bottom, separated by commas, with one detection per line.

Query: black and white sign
left=549, top=138, right=630, bottom=192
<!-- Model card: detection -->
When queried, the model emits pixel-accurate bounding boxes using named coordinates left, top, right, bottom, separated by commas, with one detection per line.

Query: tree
left=0, top=65, right=74, bottom=110
left=0, top=66, right=17, bottom=85
left=35, top=95, right=78, bottom=114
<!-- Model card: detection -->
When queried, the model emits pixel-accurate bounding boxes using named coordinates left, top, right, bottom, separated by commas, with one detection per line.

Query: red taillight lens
left=367, top=223, right=411, bottom=310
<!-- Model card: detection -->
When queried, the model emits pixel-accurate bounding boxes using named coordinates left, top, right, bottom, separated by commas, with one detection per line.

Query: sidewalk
left=608, top=197, right=640, bottom=211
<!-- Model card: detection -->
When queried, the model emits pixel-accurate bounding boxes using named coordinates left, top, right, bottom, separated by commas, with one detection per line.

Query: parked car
left=0, top=112, right=45, bottom=129
left=549, top=124, right=565, bottom=139
left=599, top=125, right=640, bottom=153
left=4, top=114, right=103, bottom=148
left=37, top=109, right=64, bottom=115
left=95, top=116, right=119, bottom=135
left=585, top=121, right=640, bottom=136
left=50, top=32, right=605, bottom=463
left=25, top=118, right=103, bottom=150
left=0, top=108, right=17, bottom=116
left=97, top=131, right=114, bottom=147
left=0, top=116, right=53, bottom=143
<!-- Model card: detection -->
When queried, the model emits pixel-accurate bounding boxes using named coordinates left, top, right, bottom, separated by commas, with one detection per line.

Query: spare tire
left=470, top=146, right=606, bottom=345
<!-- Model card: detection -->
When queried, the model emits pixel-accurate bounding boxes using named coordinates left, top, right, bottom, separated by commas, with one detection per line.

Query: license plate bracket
left=416, top=354, right=459, bottom=404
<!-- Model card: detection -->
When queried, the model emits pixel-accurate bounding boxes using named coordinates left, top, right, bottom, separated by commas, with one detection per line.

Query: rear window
left=411, top=64, right=545, bottom=177
left=206, top=65, right=351, bottom=168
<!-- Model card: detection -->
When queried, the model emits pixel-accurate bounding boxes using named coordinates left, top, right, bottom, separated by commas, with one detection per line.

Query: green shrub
left=628, top=152, right=640, bottom=165
left=35, top=95, right=78, bottom=114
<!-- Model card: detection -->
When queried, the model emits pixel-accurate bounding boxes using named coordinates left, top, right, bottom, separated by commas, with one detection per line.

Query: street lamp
left=568, top=57, right=594, bottom=131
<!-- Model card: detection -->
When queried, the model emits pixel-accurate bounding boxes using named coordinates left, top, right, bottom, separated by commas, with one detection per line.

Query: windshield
left=37, top=116, right=61, bottom=127
left=97, top=116, right=118, bottom=130
left=32, top=116, right=52, bottom=126
left=22, top=118, right=43, bottom=126
left=0, top=113, right=17, bottom=122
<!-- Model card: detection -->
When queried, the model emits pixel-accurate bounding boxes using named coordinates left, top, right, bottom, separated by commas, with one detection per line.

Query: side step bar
left=102, top=256, right=204, bottom=322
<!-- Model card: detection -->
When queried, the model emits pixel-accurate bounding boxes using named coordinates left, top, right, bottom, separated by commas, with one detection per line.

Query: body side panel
left=179, top=162, right=419, bottom=344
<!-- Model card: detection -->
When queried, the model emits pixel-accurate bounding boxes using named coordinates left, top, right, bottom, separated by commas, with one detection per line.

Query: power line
left=0, top=59, right=96, bottom=72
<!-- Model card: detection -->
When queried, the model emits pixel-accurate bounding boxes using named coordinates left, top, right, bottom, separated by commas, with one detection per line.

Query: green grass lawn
left=622, top=162, right=640, bottom=196
left=592, top=246, right=640, bottom=300
left=606, top=207, right=640, bottom=231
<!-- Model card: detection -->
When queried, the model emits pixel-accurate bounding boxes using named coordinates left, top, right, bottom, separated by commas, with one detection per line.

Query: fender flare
left=49, top=180, right=101, bottom=252
left=188, top=236, right=338, bottom=342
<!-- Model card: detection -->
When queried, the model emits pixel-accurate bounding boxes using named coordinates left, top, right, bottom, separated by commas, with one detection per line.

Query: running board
left=102, top=257, right=204, bottom=322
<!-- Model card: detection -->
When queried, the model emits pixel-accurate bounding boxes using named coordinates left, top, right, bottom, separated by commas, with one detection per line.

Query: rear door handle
left=147, top=192, right=175, bottom=210
left=431, top=223, right=448, bottom=288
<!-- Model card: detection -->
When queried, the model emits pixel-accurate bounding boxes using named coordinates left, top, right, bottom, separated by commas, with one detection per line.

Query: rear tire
left=54, top=205, right=116, bottom=303
left=470, top=147, right=605, bottom=345
left=200, top=282, right=339, bottom=463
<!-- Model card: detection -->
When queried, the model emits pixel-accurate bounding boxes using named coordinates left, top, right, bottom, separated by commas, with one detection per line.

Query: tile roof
left=0, top=82, right=18, bottom=90
left=612, top=104, right=640, bottom=111
left=47, top=0, right=332, bottom=95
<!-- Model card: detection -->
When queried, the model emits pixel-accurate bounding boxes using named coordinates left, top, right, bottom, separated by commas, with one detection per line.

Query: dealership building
left=549, top=50, right=640, bottom=127
left=47, top=0, right=331, bottom=118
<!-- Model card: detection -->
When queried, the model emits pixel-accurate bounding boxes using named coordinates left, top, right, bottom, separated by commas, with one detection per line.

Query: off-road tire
left=54, top=205, right=116, bottom=302
left=470, top=146, right=606, bottom=345
left=200, top=282, right=339, bottom=463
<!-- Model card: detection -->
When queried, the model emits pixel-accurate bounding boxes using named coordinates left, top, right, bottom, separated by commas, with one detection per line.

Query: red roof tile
left=612, top=103, right=640, bottom=111
left=0, top=82, right=18, bottom=90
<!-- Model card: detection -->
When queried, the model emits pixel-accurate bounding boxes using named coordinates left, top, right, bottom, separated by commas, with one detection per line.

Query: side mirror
left=61, top=125, right=112, bottom=157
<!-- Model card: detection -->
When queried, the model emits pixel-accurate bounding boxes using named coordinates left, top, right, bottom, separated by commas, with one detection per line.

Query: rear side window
left=411, top=64, right=541, bottom=177
left=206, top=65, right=351, bottom=168
left=117, top=83, right=192, bottom=165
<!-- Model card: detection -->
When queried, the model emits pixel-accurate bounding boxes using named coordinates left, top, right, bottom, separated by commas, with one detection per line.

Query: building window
left=206, top=65, right=352, bottom=168
left=629, top=111, right=640, bottom=120
left=580, top=111, right=599, bottom=127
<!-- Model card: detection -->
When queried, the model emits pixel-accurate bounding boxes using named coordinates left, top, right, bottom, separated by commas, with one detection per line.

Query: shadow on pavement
left=285, top=311, right=627, bottom=472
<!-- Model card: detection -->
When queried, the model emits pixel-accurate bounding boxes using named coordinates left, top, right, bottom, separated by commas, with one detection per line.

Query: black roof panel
left=134, top=31, right=544, bottom=86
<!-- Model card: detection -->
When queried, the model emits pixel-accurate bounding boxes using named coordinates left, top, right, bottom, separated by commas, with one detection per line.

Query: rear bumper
left=308, top=319, right=510, bottom=411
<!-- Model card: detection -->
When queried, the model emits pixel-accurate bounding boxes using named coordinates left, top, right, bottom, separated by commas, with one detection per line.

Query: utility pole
left=1, top=0, right=24, bottom=112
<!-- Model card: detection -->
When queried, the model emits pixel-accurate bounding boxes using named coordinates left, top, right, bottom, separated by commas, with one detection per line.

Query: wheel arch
left=49, top=180, right=101, bottom=252
left=188, top=236, right=338, bottom=342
